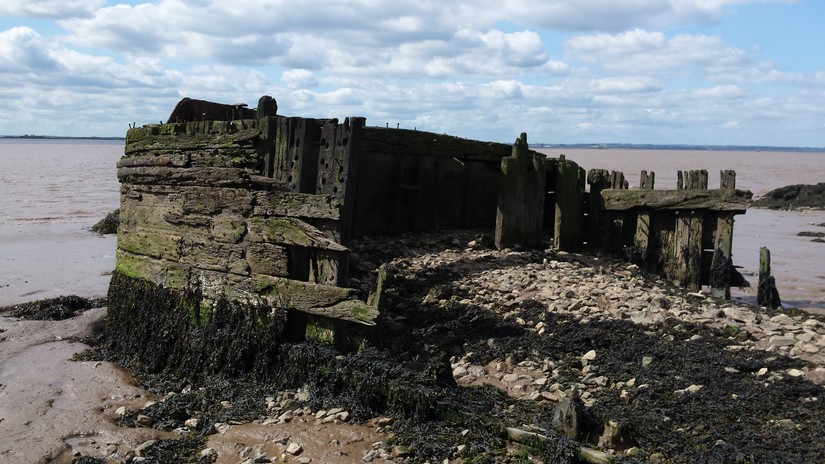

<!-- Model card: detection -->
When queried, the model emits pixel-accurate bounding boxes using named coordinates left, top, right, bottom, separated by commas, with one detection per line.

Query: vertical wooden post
left=495, top=133, right=546, bottom=249
left=710, top=214, right=734, bottom=299
left=720, top=170, right=736, bottom=190
left=554, top=157, right=585, bottom=251
left=633, top=208, right=652, bottom=262
left=757, top=247, right=782, bottom=308
left=639, top=170, right=655, bottom=189
left=587, top=169, right=611, bottom=248
left=674, top=210, right=704, bottom=291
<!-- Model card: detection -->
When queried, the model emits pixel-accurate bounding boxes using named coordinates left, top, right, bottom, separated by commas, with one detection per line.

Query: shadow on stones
left=94, top=232, right=825, bottom=463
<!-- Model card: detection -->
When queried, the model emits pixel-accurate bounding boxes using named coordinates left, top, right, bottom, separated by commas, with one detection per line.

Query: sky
left=0, top=0, right=823, bottom=147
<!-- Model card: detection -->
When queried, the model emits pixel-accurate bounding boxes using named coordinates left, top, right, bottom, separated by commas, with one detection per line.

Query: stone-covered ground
left=17, top=230, right=825, bottom=463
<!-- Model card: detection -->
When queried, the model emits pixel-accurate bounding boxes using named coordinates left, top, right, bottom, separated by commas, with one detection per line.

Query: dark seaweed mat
left=0, top=295, right=106, bottom=320
left=102, top=243, right=825, bottom=463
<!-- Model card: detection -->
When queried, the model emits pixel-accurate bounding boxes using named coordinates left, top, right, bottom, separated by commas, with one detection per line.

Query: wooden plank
left=252, top=191, right=342, bottom=220
left=117, top=165, right=251, bottom=187
left=587, top=169, right=611, bottom=248
left=245, top=275, right=378, bottom=325
left=246, top=217, right=348, bottom=252
left=554, top=156, right=585, bottom=250
left=633, top=208, right=652, bottom=260
left=710, top=214, right=734, bottom=298
left=673, top=211, right=704, bottom=291
left=601, top=188, right=752, bottom=212
left=639, top=170, right=655, bottom=189
left=720, top=170, right=736, bottom=190
left=495, top=133, right=546, bottom=249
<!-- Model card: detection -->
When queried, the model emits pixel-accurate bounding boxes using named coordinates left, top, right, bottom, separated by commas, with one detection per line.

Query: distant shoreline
left=535, top=143, right=825, bottom=153
left=0, top=135, right=125, bottom=141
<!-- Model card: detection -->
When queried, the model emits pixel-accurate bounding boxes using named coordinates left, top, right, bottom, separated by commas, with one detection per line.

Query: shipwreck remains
left=111, top=95, right=752, bottom=347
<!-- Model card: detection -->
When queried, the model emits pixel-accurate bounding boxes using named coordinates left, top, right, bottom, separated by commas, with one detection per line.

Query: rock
left=642, top=356, right=654, bottom=367
left=214, top=422, right=231, bottom=435
left=134, top=440, right=156, bottom=457
left=787, top=369, right=805, bottom=377
left=184, top=418, right=199, bottom=428
left=136, top=414, right=152, bottom=426
left=551, top=397, right=584, bottom=440
left=200, top=448, right=217, bottom=458
left=286, top=442, right=303, bottom=456
left=581, top=350, right=597, bottom=365
left=769, top=336, right=797, bottom=347
left=114, top=406, right=127, bottom=417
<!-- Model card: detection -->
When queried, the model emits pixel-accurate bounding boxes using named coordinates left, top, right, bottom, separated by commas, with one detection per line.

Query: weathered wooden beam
left=117, top=165, right=252, bottom=187
left=720, top=170, right=736, bottom=190
left=244, top=275, right=378, bottom=325
left=495, top=133, right=546, bottom=249
left=252, top=191, right=342, bottom=220
left=555, top=156, right=586, bottom=250
left=710, top=214, right=734, bottom=298
left=587, top=169, right=611, bottom=248
left=601, top=189, right=752, bottom=212
left=674, top=211, right=704, bottom=291
left=639, top=170, right=655, bottom=190
left=757, top=247, right=782, bottom=309
left=246, top=217, right=348, bottom=252
left=633, top=208, right=652, bottom=261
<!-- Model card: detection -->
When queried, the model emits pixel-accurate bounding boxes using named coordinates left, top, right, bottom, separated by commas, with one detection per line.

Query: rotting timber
left=111, top=96, right=753, bottom=348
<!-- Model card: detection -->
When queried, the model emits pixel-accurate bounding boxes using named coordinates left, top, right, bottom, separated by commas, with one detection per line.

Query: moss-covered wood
left=494, top=133, right=546, bottom=249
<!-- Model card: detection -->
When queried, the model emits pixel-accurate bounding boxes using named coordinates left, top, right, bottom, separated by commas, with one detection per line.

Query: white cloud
left=0, top=0, right=820, bottom=146
left=281, top=69, right=318, bottom=89
left=499, top=0, right=798, bottom=31
left=0, top=0, right=103, bottom=18
left=566, top=29, right=751, bottom=77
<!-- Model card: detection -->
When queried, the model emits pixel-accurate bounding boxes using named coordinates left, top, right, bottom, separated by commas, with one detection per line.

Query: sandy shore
left=0, top=223, right=115, bottom=307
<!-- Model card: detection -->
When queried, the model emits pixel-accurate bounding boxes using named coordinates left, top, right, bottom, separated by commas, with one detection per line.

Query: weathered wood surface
left=555, top=156, right=586, bottom=250
left=720, top=170, right=736, bottom=190
left=710, top=214, right=734, bottom=298
left=677, top=169, right=709, bottom=190
left=495, top=133, right=546, bottom=249
left=244, top=275, right=378, bottom=325
left=640, top=170, right=655, bottom=189
left=757, top=247, right=781, bottom=308
left=360, top=127, right=511, bottom=162
left=602, top=188, right=752, bottom=211
left=117, top=166, right=253, bottom=187
left=252, top=191, right=342, bottom=220
left=247, top=217, right=348, bottom=252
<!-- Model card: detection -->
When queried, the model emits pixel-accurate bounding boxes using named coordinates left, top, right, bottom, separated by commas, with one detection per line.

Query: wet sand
left=0, top=306, right=388, bottom=463
left=0, top=223, right=115, bottom=307
left=0, top=307, right=160, bottom=463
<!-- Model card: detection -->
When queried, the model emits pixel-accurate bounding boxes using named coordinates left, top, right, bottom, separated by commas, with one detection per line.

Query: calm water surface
left=541, top=148, right=825, bottom=312
left=0, top=139, right=122, bottom=305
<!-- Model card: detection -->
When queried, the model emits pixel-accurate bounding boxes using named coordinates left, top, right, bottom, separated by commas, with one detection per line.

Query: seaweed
left=100, top=235, right=825, bottom=463
left=1, top=295, right=106, bottom=320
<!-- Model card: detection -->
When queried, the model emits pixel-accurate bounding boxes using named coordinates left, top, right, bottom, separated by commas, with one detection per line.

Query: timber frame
left=114, top=96, right=752, bottom=347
